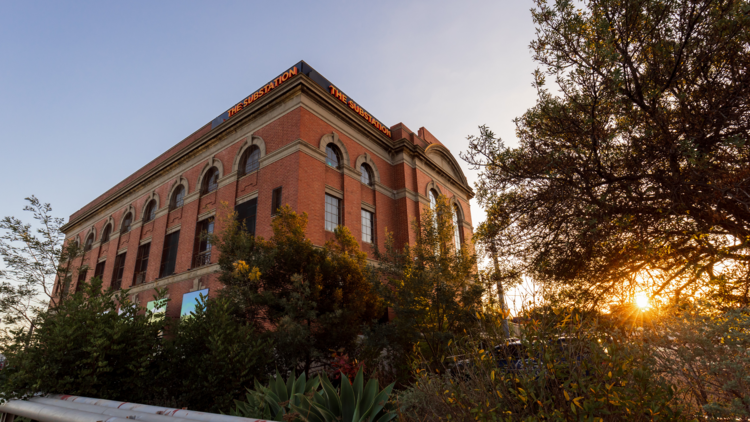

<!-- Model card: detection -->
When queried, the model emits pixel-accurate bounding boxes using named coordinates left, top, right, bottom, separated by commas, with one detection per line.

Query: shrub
left=161, top=295, right=273, bottom=412
left=397, top=310, right=689, bottom=421
left=0, top=278, right=167, bottom=403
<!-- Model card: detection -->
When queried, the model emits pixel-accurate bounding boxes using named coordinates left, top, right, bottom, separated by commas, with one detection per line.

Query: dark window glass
left=325, top=194, right=341, bottom=232
left=144, top=200, right=156, bottom=222
left=193, top=218, right=214, bottom=268
left=84, top=234, right=94, bottom=252
left=101, top=224, right=111, bottom=243
left=362, top=209, right=374, bottom=243
left=121, top=213, right=133, bottom=233
left=94, top=261, right=106, bottom=280
left=111, top=252, right=127, bottom=291
left=326, top=144, right=341, bottom=169
left=202, top=167, right=219, bottom=194
left=241, top=146, right=261, bottom=175
left=134, top=243, right=151, bottom=285
left=360, top=164, right=373, bottom=186
left=171, top=185, right=185, bottom=210
left=271, top=187, right=282, bottom=215
left=76, top=270, right=87, bottom=293
left=236, top=198, right=258, bottom=235
left=159, top=230, right=180, bottom=278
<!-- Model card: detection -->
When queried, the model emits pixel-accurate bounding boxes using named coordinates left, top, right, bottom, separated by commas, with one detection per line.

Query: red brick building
left=59, top=61, right=474, bottom=318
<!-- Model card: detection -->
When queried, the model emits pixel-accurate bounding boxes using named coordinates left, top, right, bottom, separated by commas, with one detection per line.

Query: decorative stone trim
left=139, top=237, right=152, bottom=246
left=319, top=132, right=350, bottom=167
left=361, top=201, right=376, bottom=213
left=197, top=209, right=216, bottom=222
left=166, top=225, right=181, bottom=235
left=325, top=185, right=344, bottom=199
left=125, top=263, right=220, bottom=295
left=236, top=190, right=259, bottom=205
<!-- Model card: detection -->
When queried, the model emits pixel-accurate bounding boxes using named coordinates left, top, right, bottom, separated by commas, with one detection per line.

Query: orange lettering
left=282, top=72, right=289, bottom=81
left=288, top=66, right=298, bottom=76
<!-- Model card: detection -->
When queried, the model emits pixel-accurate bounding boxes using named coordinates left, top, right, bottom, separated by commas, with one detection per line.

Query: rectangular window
left=159, top=230, right=180, bottom=278
left=236, top=198, right=257, bottom=235
left=325, top=194, right=341, bottom=232
left=75, top=270, right=87, bottom=293
left=361, top=209, right=374, bottom=244
left=94, top=261, right=106, bottom=281
left=193, top=218, right=214, bottom=268
left=271, top=187, right=282, bottom=215
left=133, top=243, right=151, bottom=285
left=111, top=252, right=127, bottom=291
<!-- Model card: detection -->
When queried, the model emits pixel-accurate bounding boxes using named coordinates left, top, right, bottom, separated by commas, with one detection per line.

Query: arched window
left=144, top=200, right=156, bottom=223
left=360, top=164, right=373, bottom=186
left=240, top=146, right=261, bottom=175
left=84, top=234, right=94, bottom=252
left=429, top=189, right=438, bottom=209
left=452, top=204, right=462, bottom=248
left=101, top=224, right=111, bottom=243
left=171, top=185, right=185, bottom=210
left=121, top=213, right=133, bottom=233
left=202, top=167, right=219, bottom=195
left=326, top=144, right=341, bottom=169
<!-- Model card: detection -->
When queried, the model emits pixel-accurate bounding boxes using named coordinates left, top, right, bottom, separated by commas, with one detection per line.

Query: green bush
left=161, top=295, right=273, bottom=412
left=398, top=310, right=689, bottom=422
left=231, top=368, right=396, bottom=422
left=0, top=277, right=167, bottom=403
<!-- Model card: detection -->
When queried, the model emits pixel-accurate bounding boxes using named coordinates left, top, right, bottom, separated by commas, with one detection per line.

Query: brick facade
left=59, top=62, right=474, bottom=320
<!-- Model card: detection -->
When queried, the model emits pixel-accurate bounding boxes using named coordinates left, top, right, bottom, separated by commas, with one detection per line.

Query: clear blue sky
left=0, top=0, right=538, bottom=233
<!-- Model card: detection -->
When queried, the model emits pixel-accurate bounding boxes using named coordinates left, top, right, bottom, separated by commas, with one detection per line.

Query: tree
left=213, top=205, right=382, bottom=375
left=162, top=295, right=273, bottom=413
left=366, top=195, right=484, bottom=374
left=0, top=196, right=85, bottom=341
left=464, top=0, right=750, bottom=307
left=0, top=277, right=167, bottom=403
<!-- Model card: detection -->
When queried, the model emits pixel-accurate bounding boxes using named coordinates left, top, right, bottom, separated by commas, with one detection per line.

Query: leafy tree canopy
left=465, top=0, right=750, bottom=308
left=213, top=205, right=382, bottom=375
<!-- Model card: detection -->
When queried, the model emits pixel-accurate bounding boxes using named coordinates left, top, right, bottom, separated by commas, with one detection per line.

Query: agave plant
left=291, top=368, right=396, bottom=422
left=230, top=370, right=320, bottom=420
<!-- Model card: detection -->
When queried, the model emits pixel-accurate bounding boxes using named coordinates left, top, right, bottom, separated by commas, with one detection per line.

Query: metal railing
left=193, top=250, right=211, bottom=268
left=0, top=394, right=273, bottom=422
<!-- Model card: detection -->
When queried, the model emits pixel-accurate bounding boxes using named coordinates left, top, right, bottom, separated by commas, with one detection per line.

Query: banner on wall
left=180, top=288, right=209, bottom=318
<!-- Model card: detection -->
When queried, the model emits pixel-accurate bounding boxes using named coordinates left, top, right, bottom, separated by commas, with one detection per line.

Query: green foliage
left=213, top=205, right=381, bottom=374
left=0, top=196, right=85, bottom=341
left=162, top=295, right=273, bottom=413
left=365, top=195, right=484, bottom=380
left=0, top=277, right=167, bottom=403
left=644, top=304, right=750, bottom=418
left=230, top=370, right=320, bottom=420
left=292, top=368, right=396, bottom=422
left=399, top=310, right=689, bottom=422
left=464, top=0, right=750, bottom=307
left=231, top=368, right=396, bottom=422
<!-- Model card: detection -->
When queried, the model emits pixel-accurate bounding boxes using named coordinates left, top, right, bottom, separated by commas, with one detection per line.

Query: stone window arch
left=168, top=177, right=189, bottom=210
left=84, top=232, right=95, bottom=252
left=326, top=144, right=343, bottom=169
left=119, top=205, right=135, bottom=234
left=233, top=136, right=266, bottom=175
left=101, top=216, right=115, bottom=243
left=354, top=153, right=381, bottom=186
left=141, top=192, right=159, bottom=223
left=198, top=158, right=224, bottom=195
left=319, top=133, right=350, bottom=168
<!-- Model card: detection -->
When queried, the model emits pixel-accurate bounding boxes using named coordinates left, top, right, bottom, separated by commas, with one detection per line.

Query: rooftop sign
left=211, top=61, right=391, bottom=137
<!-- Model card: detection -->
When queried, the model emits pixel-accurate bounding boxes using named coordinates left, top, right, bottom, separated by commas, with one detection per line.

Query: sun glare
left=635, top=291, right=651, bottom=309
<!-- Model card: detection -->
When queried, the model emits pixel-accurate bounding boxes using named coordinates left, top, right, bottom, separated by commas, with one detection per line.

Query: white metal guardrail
left=0, top=394, right=277, bottom=422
